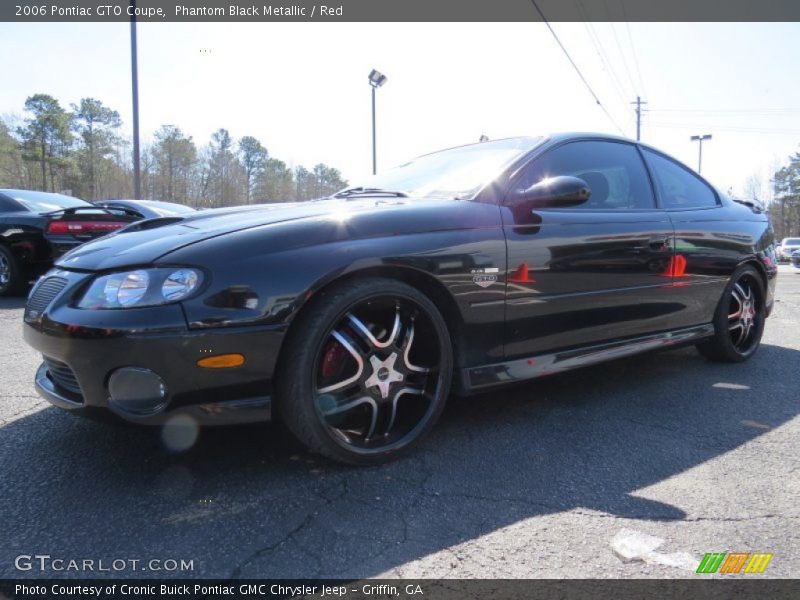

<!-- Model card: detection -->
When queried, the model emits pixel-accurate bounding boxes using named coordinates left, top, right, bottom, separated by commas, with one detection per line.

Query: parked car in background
left=777, top=237, right=800, bottom=262
left=22, top=134, right=777, bottom=464
left=94, top=199, right=197, bottom=220
left=0, top=189, right=137, bottom=296
left=94, top=200, right=195, bottom=219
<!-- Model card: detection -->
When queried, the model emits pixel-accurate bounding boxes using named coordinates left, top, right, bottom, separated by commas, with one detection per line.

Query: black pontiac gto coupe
left=23, top=134, right=777, bottom=464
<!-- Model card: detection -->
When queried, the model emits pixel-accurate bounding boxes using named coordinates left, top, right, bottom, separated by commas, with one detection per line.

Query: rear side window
left=0, top=195, right=20, bottom=212
left=513, top=140, right=656, bottom=209
left=642, top=149, right=719, bottom=209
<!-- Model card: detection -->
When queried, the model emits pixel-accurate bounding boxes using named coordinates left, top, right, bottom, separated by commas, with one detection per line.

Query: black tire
left=275, top=277, right=453, bottom=466
left=0, top=245, right=23, bottom=297
left=696, top=265, right=766, bottom=363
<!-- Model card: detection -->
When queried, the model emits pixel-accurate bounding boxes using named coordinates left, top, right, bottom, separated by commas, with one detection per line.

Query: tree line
left=768, top=153, right=800, bottom=241
left=0, top=93, right=348, bottom=206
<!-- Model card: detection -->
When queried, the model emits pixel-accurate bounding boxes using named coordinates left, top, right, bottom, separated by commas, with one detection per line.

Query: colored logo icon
left=696, top=552, right=773, bottom=574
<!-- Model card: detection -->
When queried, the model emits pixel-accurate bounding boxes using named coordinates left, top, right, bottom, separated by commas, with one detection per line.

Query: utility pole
left=130, top=0, right=141, bottom=199
left=690, top=134, right=712, bottom=173
left=630, top=96, right=647, bottom=141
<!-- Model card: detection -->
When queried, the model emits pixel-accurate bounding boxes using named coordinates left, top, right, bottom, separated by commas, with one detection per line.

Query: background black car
left=94, top=199, right=197, bottom=219
left=22, top=134, right=778, bottom=465
left=0, top=189, right=137, bottom=296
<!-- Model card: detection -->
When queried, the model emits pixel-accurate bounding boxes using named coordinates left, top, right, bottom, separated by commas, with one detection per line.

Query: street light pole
left=690, top=134, right=712, bottom=174
left=368, top=69, right=387, bottom=175
left=371, top=85, right=376, bottom=175
left=130, top=0, right=141, bottom=199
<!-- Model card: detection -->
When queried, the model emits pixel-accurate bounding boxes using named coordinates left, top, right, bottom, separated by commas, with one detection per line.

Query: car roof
left=1, top=188, right=66, bottom=197
left=100, top=199, right=186, bottom=207
left=0, top=189, right=90, bottom=205
left=101, top=199, right=157, bottom=205
left=544, top=132, right=633, bottom=144
left=414, top=133, right=636, bottom=160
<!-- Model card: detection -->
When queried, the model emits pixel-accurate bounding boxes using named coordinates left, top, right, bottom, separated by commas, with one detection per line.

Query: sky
left=1, top=21, right=799, bottom=199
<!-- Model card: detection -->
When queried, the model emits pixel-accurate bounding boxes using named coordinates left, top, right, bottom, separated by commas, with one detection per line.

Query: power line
left=575, top=0, right=630, bottom=109
left=531, top=0, right=627, bottom=137
left=607, top=18, right=638, bottom=97
left=620, top=2, right=648, bottom=97
left=648, top=122, right=800, bottom=135
left=649, top=108, right=800, bottom=115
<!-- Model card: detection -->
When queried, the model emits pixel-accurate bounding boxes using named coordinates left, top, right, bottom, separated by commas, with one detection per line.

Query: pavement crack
left=228, top=478, right=347, bottom=579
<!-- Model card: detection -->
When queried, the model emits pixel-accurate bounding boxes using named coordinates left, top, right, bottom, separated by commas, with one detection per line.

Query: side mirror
left=515, top=175, right=591, bottom=208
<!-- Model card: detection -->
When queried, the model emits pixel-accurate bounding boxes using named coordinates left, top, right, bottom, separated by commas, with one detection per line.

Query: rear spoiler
left=43, top=206, right=138, bottom=219
left=731, top=197, right=764, bottom=214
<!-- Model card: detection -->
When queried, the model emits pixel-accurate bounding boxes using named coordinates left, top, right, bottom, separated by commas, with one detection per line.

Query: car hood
left=55, top=198, right=424, bottom=271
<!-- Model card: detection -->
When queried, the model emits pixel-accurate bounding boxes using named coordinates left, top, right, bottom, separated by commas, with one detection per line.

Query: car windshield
left=339, top=137, right=543, bottom=200
left=783, top=238, right=800, bottom=245
left=5, top=190, right=91, bottom=212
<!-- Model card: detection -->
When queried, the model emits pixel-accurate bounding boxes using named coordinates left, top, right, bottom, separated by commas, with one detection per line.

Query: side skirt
left=459, top=323, right=714, bottom=394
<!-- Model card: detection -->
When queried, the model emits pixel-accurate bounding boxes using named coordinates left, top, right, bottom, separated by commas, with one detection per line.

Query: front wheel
left=696, top=265, right=766, bottom=363
left=276, top=278, right=453, bottom=465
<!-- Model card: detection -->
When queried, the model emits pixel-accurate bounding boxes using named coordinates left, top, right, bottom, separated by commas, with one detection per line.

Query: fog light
left=108, top=367, right=167, bottom=416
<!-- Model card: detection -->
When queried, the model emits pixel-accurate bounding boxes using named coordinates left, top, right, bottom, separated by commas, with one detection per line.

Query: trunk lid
left=45, top=206, right=138, bottom=245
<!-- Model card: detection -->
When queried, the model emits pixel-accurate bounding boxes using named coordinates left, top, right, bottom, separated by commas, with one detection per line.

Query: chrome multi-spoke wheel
left=277, top=278, right=452, bottom=465
left=727, top=279, right=759, bottom=352
left=314, top=298, right=441, bottom=450
left=0, top=246, right=20, bottom=296
left=697, top=266, right=765, bottom=363
left=0, top=254, right=9, bottom=286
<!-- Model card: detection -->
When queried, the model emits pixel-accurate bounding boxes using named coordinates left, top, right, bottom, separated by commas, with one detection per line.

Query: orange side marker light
left=197, top=354, right=246, bottom=369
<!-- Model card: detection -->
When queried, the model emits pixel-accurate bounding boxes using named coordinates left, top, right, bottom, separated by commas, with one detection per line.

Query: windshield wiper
left=333, top=187, right=408, bottom=199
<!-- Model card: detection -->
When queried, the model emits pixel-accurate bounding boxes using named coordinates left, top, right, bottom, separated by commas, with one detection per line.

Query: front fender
left=172, top=228, right=507, bottom=366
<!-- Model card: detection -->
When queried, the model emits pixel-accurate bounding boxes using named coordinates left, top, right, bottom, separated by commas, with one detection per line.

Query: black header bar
left=3, top=0, right=800, bottom=23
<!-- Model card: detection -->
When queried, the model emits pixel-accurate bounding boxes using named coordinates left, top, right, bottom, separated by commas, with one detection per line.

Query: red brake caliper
left=321, top=339, right=347, bottom=378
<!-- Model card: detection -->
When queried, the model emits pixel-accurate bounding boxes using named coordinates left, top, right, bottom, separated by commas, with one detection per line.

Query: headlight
left=77, top=267, right=203, bottom=309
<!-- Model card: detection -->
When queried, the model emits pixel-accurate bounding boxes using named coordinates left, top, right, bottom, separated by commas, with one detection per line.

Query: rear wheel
left=696, top=265, right=765, bottom=362
left=0, top=245, right=22, bottom=297
left=276, top=278, right=452, bottom=465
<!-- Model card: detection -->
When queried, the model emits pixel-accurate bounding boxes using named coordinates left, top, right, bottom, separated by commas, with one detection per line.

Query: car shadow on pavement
left=0, top=343, right=797, bottom=578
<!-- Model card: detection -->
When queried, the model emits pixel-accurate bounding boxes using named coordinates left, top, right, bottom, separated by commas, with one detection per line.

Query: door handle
left=648, top=236, right=670, bottom=250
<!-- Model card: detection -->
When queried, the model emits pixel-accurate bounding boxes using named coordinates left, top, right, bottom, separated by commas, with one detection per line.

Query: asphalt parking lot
left=0, top=266, right=798, bottom=579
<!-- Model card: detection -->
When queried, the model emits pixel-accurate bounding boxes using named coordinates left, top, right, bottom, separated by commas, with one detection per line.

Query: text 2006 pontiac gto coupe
left=23, top=134, right=777, bottom=464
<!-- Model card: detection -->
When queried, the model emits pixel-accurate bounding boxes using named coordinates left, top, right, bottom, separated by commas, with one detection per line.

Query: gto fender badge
left=471, top=268, right=499, bottom=288
left=472, top=275, right=497, bottom=288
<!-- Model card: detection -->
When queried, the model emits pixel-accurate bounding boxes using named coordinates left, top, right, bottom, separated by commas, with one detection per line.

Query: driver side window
left=513, top=140, right=656, bottom=210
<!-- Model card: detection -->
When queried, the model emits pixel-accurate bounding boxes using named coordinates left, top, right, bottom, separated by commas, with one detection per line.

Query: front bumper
left=23, top=270, right=285, bottom=426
